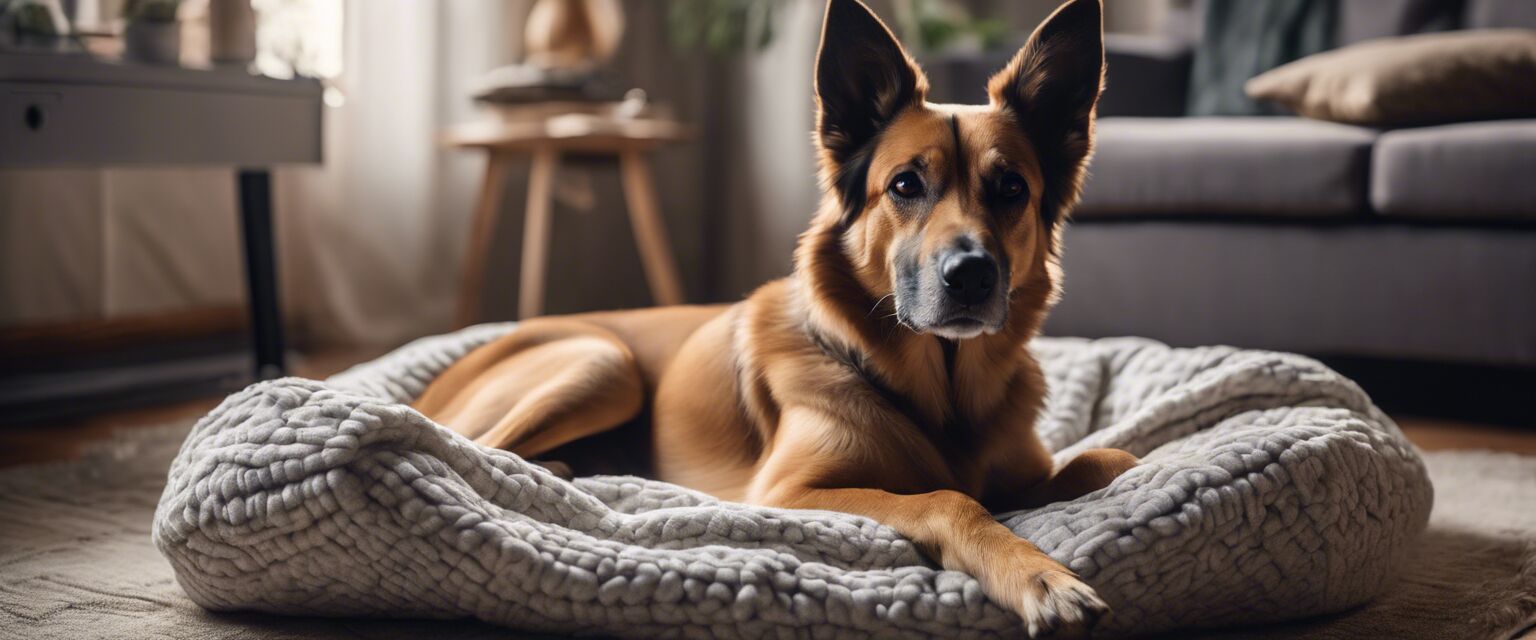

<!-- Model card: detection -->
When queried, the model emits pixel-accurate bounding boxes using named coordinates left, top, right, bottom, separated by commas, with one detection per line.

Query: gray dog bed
left=153, top=324, right=1432, bottom=638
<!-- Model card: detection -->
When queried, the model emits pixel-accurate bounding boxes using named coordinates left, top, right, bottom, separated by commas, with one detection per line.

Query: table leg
left=618, top=149, right=685, bottom=306
left=457, top=151, right=512, bottom=328
left=519, top=147, right=559, bottom=319
left=236, top=169, right=285, bottom=380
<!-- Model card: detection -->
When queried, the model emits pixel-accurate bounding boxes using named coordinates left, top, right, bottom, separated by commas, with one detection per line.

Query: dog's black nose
left=941, top=252, right=998, bottom=306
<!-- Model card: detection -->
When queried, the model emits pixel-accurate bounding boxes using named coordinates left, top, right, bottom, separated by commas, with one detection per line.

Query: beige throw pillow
left=1245, top=29, right=1536, bottom=126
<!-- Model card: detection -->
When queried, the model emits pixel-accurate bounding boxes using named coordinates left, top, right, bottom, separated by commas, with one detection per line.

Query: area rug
left=0, top=422, right=1531, bottom=640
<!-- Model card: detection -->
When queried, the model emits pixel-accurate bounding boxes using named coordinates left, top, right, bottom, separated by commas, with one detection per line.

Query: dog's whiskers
left=867, top=294, right=895, bottom=318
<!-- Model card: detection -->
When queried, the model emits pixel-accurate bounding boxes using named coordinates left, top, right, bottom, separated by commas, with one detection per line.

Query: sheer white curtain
left=275, top=0, right=522, bottom=346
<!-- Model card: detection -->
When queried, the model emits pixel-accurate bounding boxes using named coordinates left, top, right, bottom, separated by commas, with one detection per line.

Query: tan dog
left=414, top=0, right=1137, bottom=635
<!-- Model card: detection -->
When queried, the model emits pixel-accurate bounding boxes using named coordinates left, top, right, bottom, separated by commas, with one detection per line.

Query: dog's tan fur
left=413, top=0, right=1135, bottom=635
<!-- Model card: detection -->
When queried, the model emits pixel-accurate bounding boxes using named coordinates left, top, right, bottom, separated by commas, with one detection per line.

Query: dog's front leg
left=750, top=403, right=1110, bottom=638
left=763, top=485, right=1106, bottom=637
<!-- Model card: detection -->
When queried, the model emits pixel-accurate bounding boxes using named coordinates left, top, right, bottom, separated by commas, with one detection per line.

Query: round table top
left=444, top=113, right=692, bottom=153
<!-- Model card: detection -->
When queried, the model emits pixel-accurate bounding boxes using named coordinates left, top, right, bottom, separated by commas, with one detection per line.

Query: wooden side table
left=445, top=113, right=690, bottom=325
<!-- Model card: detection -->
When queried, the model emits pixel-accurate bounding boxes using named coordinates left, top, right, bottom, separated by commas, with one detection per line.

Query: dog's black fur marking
left=835, top=140, right=878, bottom=229
left=948, top=113, right=966, bottom=186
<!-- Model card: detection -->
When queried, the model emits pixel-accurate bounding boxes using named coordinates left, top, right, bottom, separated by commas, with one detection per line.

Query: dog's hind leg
left=412, top=320, right=644, bottom=459
left=1021, top=448, right=1140, bottom=508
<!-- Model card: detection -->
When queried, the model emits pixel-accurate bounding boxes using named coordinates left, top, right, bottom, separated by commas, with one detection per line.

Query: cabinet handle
left=24, top=104, right=45, bottom=131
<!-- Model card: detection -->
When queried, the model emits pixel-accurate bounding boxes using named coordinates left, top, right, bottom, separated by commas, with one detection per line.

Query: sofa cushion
left=1372, top=120, right=1536, bottom=221
left=1047, top=222, right=1536, bottom=367
left=1186, top=1, right=1334, bottom=116
left=1077, top=117, right=1375, bottom=217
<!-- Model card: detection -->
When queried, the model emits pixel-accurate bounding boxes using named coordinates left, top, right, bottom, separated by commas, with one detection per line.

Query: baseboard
left=0, top=307, right=254, bottom=425
left=0, top=306, right=247, bottom=363
left=0, top=347, right=250, bottom=425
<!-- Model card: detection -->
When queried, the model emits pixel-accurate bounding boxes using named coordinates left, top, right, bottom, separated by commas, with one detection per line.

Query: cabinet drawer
left=0, top=82, right=321, bottom=167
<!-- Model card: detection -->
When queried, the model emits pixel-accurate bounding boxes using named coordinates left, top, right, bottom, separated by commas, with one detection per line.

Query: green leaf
left=666, top=0, right=783, bottom=57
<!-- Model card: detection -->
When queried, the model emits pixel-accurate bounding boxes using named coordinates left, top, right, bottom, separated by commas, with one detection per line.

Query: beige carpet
left=0, top=422, right=1532, bottom=640
left=1167, top=447, right=1536, bottom=640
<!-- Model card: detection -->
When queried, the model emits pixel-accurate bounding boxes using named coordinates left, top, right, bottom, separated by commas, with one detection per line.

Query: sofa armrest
left=1100, top=34, right=1193, bottom=118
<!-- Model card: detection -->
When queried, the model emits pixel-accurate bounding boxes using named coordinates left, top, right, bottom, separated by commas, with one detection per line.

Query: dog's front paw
left=1014, top=570, right=1108, bottom=638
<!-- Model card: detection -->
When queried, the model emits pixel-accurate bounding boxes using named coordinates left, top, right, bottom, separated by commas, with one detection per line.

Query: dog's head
left=803, top=0, right=1103, bottom=341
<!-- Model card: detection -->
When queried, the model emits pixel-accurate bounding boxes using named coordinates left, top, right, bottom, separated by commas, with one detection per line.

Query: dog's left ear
left=988, top=0, right=1104, bottom=227
left=815, top=0, right=926, bottom=222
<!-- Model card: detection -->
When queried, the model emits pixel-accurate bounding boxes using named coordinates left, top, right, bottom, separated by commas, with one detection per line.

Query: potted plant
left=891, top=0, right=1009, bottom=54
left=667, top=0, right=783, bottom=55
left=122, top=0, right=179, bottom=64
left=0, top=0, right=72, bottom=51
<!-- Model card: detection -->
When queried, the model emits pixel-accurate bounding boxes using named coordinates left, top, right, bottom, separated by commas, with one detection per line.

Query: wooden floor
left=1395, top=418, right=1536, bottom=456
left=1, top=348, right=1533, bottom=469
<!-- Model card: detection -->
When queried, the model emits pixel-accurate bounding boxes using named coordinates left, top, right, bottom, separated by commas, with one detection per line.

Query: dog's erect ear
left=988, top=0, right=1104, bottom=228
left=815, top=0, right=925, bottom=218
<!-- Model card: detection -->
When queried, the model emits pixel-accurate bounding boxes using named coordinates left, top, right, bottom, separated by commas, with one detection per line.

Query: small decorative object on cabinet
left=207, top=0, right=254, bottom=66
left=121, top=0, right=180, bottom=65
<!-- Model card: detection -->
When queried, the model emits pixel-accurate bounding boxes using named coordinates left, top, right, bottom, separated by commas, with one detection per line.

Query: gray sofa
left=1056, top=0, right=1536, bottom=361
left=1055, top=111, right=1536, bottom=368
left=929, top=0, right=1536, bottom=422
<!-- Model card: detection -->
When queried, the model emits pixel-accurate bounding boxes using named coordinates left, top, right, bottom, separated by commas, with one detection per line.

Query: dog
left=413, top=0, right=1138, bottom=635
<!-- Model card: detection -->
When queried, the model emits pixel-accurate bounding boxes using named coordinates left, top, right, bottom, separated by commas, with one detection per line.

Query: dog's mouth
left=923, top=316, right=989, bottom=340
left=892, top=272, right=1008, bottom=340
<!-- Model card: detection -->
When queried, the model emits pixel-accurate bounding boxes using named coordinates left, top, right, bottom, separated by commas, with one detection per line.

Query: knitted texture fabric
left=154, top=324, right=1432, bottom=637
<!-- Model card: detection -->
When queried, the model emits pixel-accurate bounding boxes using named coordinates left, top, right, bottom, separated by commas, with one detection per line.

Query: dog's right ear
left=815, top=0, right=926, bottom=219
left=987, top=0, right=1103, bottom=231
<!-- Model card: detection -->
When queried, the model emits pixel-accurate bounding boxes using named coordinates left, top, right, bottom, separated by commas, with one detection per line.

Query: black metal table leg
left=237, top=169, right=286, bottom=380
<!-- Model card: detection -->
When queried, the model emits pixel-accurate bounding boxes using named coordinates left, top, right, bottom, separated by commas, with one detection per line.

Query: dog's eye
left=888, top=172, right=925, bottom=199
left=998, top=173, right=1028, bottom=201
